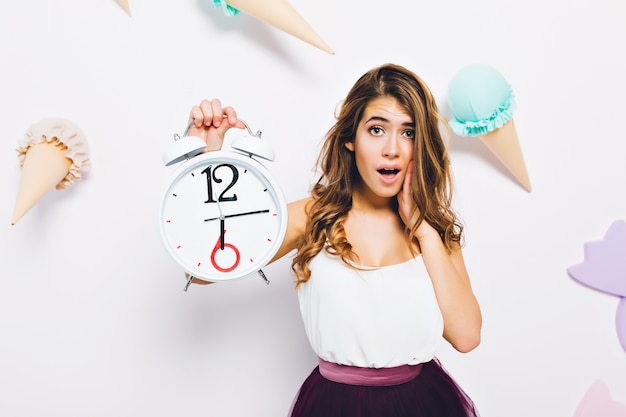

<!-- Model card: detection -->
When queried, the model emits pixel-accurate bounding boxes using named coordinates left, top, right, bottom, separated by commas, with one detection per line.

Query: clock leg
left=184, top=275, right=195, bottom=291
left=258, top=269, right=270, bottom=285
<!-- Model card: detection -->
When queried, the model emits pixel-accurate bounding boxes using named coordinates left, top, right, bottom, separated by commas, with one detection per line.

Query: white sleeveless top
left=296, top=249, right=444, bottom=368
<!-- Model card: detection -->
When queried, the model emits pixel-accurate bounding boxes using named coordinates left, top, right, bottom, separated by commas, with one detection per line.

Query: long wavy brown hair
left=291, top=63, right=463, bottom=286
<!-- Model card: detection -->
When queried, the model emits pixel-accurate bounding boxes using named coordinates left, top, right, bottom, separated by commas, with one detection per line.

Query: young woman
left=187, top=63, right=482, bottom=416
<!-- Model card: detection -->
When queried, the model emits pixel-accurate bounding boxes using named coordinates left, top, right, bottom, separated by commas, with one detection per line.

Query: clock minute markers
left=204, top=209, right=271, bottom=222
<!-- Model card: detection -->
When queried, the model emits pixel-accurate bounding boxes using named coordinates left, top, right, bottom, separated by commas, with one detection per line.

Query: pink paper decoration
left=573, top=380, right=626, bottom=417
left=567, top=220, right=626, bottom=351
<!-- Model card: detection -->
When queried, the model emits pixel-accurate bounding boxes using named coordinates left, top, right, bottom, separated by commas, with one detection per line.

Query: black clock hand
left=204, top=209, right=270, bottom=222
left=219, top=218, right=225, bottom=250
left=215, top=196, right=225, bottom=250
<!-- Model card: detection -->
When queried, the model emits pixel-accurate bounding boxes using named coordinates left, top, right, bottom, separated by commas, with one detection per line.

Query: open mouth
left=377, top=168, right=401, bottom=184
left=377, top=168, right=400, bottom=176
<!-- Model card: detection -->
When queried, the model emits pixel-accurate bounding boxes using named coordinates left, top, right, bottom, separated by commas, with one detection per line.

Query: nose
left=382, top=135, right=399, bottom=157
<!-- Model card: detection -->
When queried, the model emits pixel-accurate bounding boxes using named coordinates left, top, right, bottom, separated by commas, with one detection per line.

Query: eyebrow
left=364, top=116, right=415, bottom=127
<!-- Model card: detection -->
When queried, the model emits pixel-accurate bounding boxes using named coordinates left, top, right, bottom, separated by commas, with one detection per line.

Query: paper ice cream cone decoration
left=118, top=0, right=131, bottom=16
left=448, top=64, right=531, bottom=192
left=12, top=142, right=72, bottom=225
left=478, top=120, right=531, bottom=192
left=12, top=118, right=90, bottom=225
left=214, top=0, right=334, bottom=54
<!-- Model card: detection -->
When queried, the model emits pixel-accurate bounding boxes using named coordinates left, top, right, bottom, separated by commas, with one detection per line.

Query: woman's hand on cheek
left=188, top=98, right=246, bottom=152
left=398, top=160, right=418, bottom=230
left=398, top=161, right=437, bottom=241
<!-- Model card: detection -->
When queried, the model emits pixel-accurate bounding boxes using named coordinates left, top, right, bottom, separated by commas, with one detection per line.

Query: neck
left=351, top=187, right=395, bottom=213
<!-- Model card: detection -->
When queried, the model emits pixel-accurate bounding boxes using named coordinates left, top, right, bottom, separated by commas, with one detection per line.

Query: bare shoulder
left=271, top=197, right=312, bottom=262
left=288, top=197, right=312, bottom=226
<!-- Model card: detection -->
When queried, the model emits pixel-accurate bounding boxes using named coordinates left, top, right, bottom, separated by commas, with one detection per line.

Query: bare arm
left=415, top=229, right=482, bottom=352
left=270, top=197, right=311, bottom=263
left=398, top=162, right=481, bottom=352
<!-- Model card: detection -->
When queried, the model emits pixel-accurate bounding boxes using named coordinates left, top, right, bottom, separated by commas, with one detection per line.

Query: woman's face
left=346, top=96, right=415, bottom=203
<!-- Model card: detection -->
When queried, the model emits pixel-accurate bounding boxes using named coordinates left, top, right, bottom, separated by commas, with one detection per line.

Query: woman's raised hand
left=398, top=160, right=418, bottom=229
left=188, top=98, right=246, bottom=151
left=397, top=160, right=436, bottom=241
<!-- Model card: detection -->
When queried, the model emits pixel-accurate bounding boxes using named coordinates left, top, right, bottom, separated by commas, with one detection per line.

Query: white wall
left=1, top=0, right=625, bottom=416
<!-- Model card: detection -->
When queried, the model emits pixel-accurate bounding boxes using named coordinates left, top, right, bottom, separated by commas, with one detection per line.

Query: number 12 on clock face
left=159, top=151, right=288, bottom=283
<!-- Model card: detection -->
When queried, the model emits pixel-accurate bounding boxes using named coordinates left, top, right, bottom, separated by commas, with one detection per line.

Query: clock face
left=160, top=151, right=287, bottom=282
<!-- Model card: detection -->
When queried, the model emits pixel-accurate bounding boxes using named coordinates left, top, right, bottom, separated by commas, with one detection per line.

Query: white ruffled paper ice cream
left=448, top=64, right=531, bottom=192
left=12, top=118, right=90, bottom=225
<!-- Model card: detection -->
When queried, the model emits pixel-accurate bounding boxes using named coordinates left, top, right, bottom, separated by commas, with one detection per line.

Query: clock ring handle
left=177, top=118, right=261, bottom=140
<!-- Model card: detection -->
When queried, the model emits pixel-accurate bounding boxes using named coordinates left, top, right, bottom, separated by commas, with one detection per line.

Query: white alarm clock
left=159, top=120, right=288, bottom=290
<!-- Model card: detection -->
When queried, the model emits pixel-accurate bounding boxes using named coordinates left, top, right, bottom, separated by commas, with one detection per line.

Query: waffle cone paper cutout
left=448, top=64, right=531, bottom=192
left=479, top=120, right=531, bottom=192
left=226, top=0, right=334, bottom=54
left=12, top=143, right=71, bottom=225
left=118, top=0, right=131, bottom=16
left=12, top=118, right=90, bottom=225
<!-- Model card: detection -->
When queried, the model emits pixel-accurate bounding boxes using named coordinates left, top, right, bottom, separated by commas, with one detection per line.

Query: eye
left=369, top=126, right=384, bottom=136
left=403, top=129, right=415, bottom=139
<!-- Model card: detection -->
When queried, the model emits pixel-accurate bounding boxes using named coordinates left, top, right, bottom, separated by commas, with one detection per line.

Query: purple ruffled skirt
left=289, top=358, right=479, bottom=417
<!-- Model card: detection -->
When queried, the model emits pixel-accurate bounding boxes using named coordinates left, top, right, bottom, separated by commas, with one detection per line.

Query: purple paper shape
left=567, top=220, right=626, bottom=296
left=567, top=220, right=626, bottom=351
left=617, top=298, right=626, bottom=350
